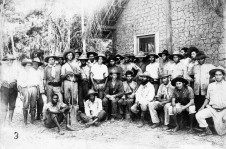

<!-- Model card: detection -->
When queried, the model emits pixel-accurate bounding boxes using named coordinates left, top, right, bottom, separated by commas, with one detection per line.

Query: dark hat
left=158, top=50, right=170, bottom=57
left=169, top=51, right=184, bottom=60
left=44, top=55, right=58, bottom=63
left=125, top=70, right=134, bottom=76
left=78, top=54, right=88, bottom=60
left=63, top=49, right=75, bottom=60
left=115, top=54, right=124, bottom=60
left=32, top=57, right=43, bottom=66
left=188, top=47, right=199, bottom=54
left=21, top=58, right=33, bottom=66
left=209, top=66, right=225, bottom=76
left=108, top=56, right=117, bottom=62
left=171, top=77, right=188, bottom=86
left=2, top=54, right=16, bottom=61
left=195, top=53, right=209, bottom=60
left=181, top=47, right=189, bottom=52
left=87, top=89, right=98, bottom=97
left=87, top=51, right=98, bottom=57
left=159, top=71, right=171, bottom=79
left=146, top=52, right=159, bottom=59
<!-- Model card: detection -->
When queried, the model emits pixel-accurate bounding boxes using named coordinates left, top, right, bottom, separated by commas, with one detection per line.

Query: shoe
left=162, top=125, right=171, bottom=131
left=58, top=130, right=65, bottom=135
left=199, top=127, right=212, bottom=136
left=173, top=126, right=180, bottom=132
left=151, top=123, right=160, bottom=129
left=93, top=122, right=100, bottom=127
left=66, top=125, right=75, bottom=131
left=137, top=122, right=145, bottom=128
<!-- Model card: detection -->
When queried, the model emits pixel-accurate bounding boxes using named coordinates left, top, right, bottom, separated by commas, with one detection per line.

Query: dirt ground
left=0, top=99, right=225, bottom=149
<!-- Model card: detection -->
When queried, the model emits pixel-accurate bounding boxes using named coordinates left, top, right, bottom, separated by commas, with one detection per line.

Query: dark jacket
left=104, top=79, right=124, bottom=98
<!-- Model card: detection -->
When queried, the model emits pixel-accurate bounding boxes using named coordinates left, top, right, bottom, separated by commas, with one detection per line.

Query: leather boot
left=23, top=109, right=28, bottom=125
left=30, top=110, right=36, bottom=124
left=8, top=110, right=14, bottom=123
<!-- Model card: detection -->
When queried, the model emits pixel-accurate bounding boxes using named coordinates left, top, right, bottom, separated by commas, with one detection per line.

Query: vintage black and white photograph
left=0, top=0, right=226, bottom=149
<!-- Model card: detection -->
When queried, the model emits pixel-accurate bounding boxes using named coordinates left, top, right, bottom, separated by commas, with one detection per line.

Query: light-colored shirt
left=120, top=62, right=142, bottom=76
left=44, top=64, right=62, bottom=82
left=156, top=82, right=174, bottom=101
left=17, top=67, right=41, bottom=88
left=135, top=82, right=155, bottom=105
left=84, top=98, right=103, bottom=117
left=206, top=81, right=226, bottom=109
left=43, top=102, right=67, bottom=120
left=61, top=61, right=81, bottom=76
left=35, top=67, right=45, bottom=93
left=159, top=60, right=173, bottom=76
left=87, top=60, right=96, bottom=68
left=145, top=62, right=160, bottom=80
left=123, top=81, right=137, bottom=99
left=0, top=62, right=19, bottom=83
left=91, top=63, right=108, bottom=80
left=169, top=62, right=186, bottom=79
left=192, top=63, right=215, bottom=95
left=187, top=60, right=198, bottom=75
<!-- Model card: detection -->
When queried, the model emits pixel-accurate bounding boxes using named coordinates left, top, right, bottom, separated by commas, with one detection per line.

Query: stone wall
left=115, top=0, right=225, bottom=66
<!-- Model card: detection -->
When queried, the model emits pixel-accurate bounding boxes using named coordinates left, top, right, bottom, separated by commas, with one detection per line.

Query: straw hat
left=135, top=52, right=146, bottom=58
left=21, top=58, right=33, bottom=66
left=169, top=51, right=183, bottom=60
left=209, top=66, right=225, bottom=76
left=63, top=49, right=75, bottom=60
left=78, top=54, right=89, bottom=60
left=32, top=57, right=43, bottom=66
left=87, top=89, right=98, bottom=97
left=44, top=55, right=58, bottom=63
left=2, top=54, right=16, bottom=61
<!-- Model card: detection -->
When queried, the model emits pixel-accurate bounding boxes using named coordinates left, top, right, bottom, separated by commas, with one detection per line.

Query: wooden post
left=167, top=0, right=173, bottom=53
left=223, top=1, right=226, bottom=66
left=81, top=1, right=86, bottom=54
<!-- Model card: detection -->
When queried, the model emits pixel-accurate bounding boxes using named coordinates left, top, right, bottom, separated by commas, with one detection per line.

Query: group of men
left=0, top=46, right=226, bottom=136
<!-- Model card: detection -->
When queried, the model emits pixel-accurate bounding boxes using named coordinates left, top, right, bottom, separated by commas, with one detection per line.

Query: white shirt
left=135, top=82, right=155, bottom=105
left=156, top=82, right=174, bottom=100
left=169, top=61, right=186, bottom=79
left=91, top=63, right=108, bottom=80
left=61, top=61, right=81, bottom=76
left=0, top=62, right=19, bottom=83
left=80, top=65, right=90, bottom=80
left=145, top=62, right=160, bottom=80
left=206, top=81, right=226, bottom=109
left=17, top=67, right=41, bottom=88
left=84, top=98, right=103, bottom=117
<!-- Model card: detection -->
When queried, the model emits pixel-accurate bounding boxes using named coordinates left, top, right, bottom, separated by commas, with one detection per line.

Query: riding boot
left=23, top=109, right=28, bottom=125
left=8, top=110, right=14, bottom=123
left=30, top=110, right=36, bottom=124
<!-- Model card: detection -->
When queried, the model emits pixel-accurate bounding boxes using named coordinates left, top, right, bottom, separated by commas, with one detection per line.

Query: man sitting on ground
left=43, top=94, right=75, bottom=135
left=77, top=89, right=106, bottom=127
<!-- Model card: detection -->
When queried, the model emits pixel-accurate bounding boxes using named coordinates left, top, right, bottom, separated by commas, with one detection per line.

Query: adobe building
left=102, top=0, right=225, bottom=66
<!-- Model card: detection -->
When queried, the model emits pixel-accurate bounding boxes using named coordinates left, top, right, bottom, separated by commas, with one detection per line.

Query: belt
left=22, top=85, right=38, bottom=89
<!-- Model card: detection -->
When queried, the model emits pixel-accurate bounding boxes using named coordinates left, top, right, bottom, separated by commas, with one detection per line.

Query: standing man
left=90, top=53, right=108, bottom=99
left=131, top=72, right=155, bottom=127
left=145, top=52, right=160, bottom=94
left=0, top=54, right=18, bottom=125
left=168, top=77, right=196, bottom=132
left=118, top=70, right=138, bottom=120
left=61, top=49, right=81, bottom=106
left=44, top=55, right=63, bottom=103
left=78, top=54, right=91, bottom=112
left=17, top=58, right=40, bottom=125
left=32, top=57, right=45, bottom=120
left=87, top=51, right=97, bottom=68
left=135, top=52, right=147, bottom=73
left=196, top=67, right=226, bottom=136
left=107, top=56, right=123, bottom=78
left=77, top=89, right=106, bottom=127
left=158, top=50, right=172, bottom=77
left=191, top=53, right=215, bottom=111
left=148, top=72, right=174, bottom=128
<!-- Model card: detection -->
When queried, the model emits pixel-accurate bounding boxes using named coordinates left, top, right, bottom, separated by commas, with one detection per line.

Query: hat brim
left=87, top=52, right=98, bottom=57
left=209, top=69, right=225, bottom=76
left=171, top=77, right=188, bottom=86
left=158, top=53, right=170, bottom=57
left=63, top=51, right=75, bottom=60
left=44, top=56, right=58, bottom=62
left=169, top=54, right=184, bottom=60
left=32, top=61, right=43, bottom=66
left=160, top=74, right=171, bottom=79
left=146, top=54, right=159, bottom=59
left=87, top=92, right=98, bottom=97
left=21, top=61, right=33, bottom=66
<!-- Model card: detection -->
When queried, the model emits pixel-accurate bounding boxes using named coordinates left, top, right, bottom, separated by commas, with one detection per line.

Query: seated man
left=77, top=89, right=106, bottom=127
left=43, top=94, right=75, bottom=135
left=131, top=72, right=155, bottom=127
left=103, top=68, right=124, bottom=121
left=148, top=72, right=174, bottom=129
left=196, top=67, right=226, bottom=136
left=168, top=77, right=196, bottom=132
left=118, top=70, right=138, bottom=120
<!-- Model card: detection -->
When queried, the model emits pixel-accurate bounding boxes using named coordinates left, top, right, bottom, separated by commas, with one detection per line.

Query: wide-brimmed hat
left=63, top=49, right=75, bottom=60
left=171, top=77, right=188, bottom=86
left=135, top=52, right=146, bottom=58
left=74, top=49, right=82, bottom=56
left=78, top=54, right=88, bottom=60
left=97, top=53, right=106, bottom=59
left=21, top=58, right=33, bottom=66
left=108, top=56, right=117, bottom=62
left=125, top=70, right=134, bottom=77
left=146, top=52, right=159, bottom=59
left=2, top=54, right=16, bottom=61
left=158, top=50, right=170, bottom=57
left=188, top=47, right=199, bottom=54
left=44, top=55, right=58, bottom=63
left=87, top=51, right=98, bottom=57
left=160, top=71, right=171, bottom=79
left=209, top=66, right=225, bottom=76
left=32, top=57, right=43, bottom=66
left=195, top=53, right=209, bottom=60
left=169, top=51, right=183, bottom=60
left=109, top=68, right=120, bottom=74
left=115, top=54, right=124, bottom=60
left=87, top=89, right=98, bottom=97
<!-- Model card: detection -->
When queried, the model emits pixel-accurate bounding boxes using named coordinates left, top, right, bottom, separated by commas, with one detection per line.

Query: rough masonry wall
left=115, top=0, right=225, bottom=65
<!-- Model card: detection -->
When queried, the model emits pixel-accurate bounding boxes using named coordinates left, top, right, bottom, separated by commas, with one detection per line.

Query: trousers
left=63, top=80, right=78, bottom=105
